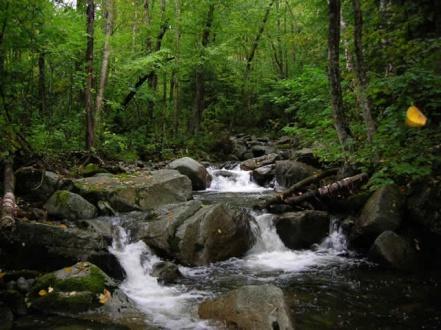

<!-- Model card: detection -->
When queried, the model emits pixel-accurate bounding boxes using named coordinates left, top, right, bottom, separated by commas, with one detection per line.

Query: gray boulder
left=350, top=185, right=404, bottom=248
left=275, top=160, right=318, bottom=188
left=44, top=190, right=97, bottom=221
left=198, top=284, right=294, bottom=330
left=252, top=164, right=275, bottom=186
left=73, top=170, right=192, bottom=212
left=137, top=201, right=255, bottom=266
left=275, top=211, right=330, bottom=249
left=168, top=157, right=212, bottom=190
left=368, top=231, right=419, bottom=271
left=251, top=145, right=275, bottom=157
left=240, top=153, right=279, bottom=171
left=16, top=169, right=64, bottom=201
left=151, top=261, right=182, bottom=284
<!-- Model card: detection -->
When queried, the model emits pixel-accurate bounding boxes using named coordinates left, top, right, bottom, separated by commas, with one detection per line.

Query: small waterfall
left=206, top=166, right=269, bottom=193
left=317, top=217, right=348, bottom=254
left=109, top=224, right=211, bottom=330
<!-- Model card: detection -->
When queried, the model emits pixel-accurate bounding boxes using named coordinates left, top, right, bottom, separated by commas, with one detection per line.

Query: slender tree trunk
left=352, top=0, right=376, bottom=142
left=328, top=0, right=352, bottom=148
left=38, top=52, right=47, bottom=114
left=189, top=2, right=215, bottom=135
left=85, top=0, right=95, bottom=150
left=1, top=159, right=15, bottom=231
left=96, top=0, right=113, bottom=142
left=172, top=0, right=181, bottom=137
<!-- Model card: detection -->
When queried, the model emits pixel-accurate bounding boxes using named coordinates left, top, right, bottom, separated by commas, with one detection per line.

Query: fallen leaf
left=99, top=288, right=111, bottom=304
left=38, top=289, right=48, bottom=296
left=48, top=286, right=54, bottom=293
left=64, top=267, right=72, bottom=273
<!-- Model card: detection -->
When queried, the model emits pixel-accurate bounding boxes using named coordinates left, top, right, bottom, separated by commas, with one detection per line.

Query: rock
left=350, top=185, right=404, bottom=248
left=252, top=165, right=275, bottom=186
left=79, top=163, right=108, bottom=177
left=0, top=304, right=13, bottom=330
left=16, top=169, right=64, bottom=201
left=368, top=231, right=419, bottom=271
left=240, top=153, right=279, bottom=171
left=251, top=145, right=275, bottom=157
left=168, top=157, right=212, bottom=190
left=73, top=170, right=192, bottom=212
left=151, top=261, right=182, bottom=284
left=44, top=190, right=97, bottom=221
left=292, top=148, right=321, bottom=167
left=198, top=284, right=294, bottom=330
left=275, top=160, right=318, bottom=188
left=0, top=290, right=27, bottom=316
left=407, top=178, right=441, bottom=236
left=137, top=201, right=255, bottom=266
left=16, top=277, right=31, bottom=293
left=0, top=220, right=124, bottom=280
left=275, top=211, right=330, bottom=249
left=30, top=262, right=115, bottom=314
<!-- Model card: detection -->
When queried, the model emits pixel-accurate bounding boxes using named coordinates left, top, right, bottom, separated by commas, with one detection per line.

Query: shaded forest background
left=1, top=0, right=440, bottom=188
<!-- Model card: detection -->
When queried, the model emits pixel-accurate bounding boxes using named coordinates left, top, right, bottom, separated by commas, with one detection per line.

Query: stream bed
left=103, top=167, right=441, bottom=329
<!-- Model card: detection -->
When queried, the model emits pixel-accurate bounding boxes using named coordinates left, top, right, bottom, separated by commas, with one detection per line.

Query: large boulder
left=30, top=262, right=115, bottom=314
left=240, top=153, right=279, bottom=171
left=406, top=178, right=441, bottom=236
left=350, top=185, right=404, bottom=248
left=252, top=164, right=275, bottom=186
left=73, top=170, right=192, bottom=212
left=16, top=169, right=65, bottom=202
left=44, top=190, right=97, bottom=221
left=368, top=231, right=419, bottom=271
left=137, top=201, right=255, bottom=266
left=275, top=211, right=330, bottom=249
left=0, top=220, right=123, bottom=279
left=168, top=157, right=212, bottom=190
left=275, top=160, right=318, bottom=188
left=198, top=285, right=294, bottom=330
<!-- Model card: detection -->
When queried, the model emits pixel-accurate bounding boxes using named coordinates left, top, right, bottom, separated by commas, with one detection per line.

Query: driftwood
left=284, top=173, right=368, bottom=205
left=258, top=168, right=339, bottom=209
left=1, top=159, right=16, bottom=231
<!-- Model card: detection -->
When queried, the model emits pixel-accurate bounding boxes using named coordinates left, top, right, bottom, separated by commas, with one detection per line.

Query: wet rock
left=251, top=145, right=275, bottom=157
left=137, top=201, right=255, bottom=266
left=275, top=211, right=330, bottom=249
left=368, top=231, right=419, bottom=271
left=30, top=262, right=115, bottom=314
left=240, top=153, right=279, bottom=171
left=44, top=190, right=97, bottom=221
left=16, top=277, right=31, bottom=294
left=168, top=157, right=212, bottom=190
left=252, top=164, right=275, bottom=186
left=350, top=185, right=404, bottom=248
left=292, top=148, right=320, bottom=167
left=73, top=170, right=192, bottom=212
left=16, top=169, right=65, bottom=202
left=0, top=220, right=124, bottom=279
left=151, top=261, right=182, bottom=284
left=407, top=178, right=441, bottom=236
left=275, top=160, right=318, bottom=188
left=0, top=303, right=13, bottom=330
left=199, top=284, right=294, bottom=330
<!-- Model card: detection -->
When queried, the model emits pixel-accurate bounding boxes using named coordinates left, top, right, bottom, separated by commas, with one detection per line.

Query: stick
left=1, top=158, right=16, bottom=231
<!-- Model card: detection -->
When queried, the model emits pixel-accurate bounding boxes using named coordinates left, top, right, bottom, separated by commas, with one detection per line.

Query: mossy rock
left=44, top=190, right=97, bottom=221
left=32, top=262, right=114, bottom=295
left=31, top=291, right=98, bottom=314
left=80, top=163, right=108, bottom=177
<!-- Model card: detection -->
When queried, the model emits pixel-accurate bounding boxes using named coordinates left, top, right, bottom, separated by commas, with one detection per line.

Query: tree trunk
left=1, top=159, right=15, bottom=231
left=38, top=52, right=47, bottom=114
left=352, top=0, right=376, bottom=142
left=189, top=2, right=215, bottom=135
left=96, top=0, right=113, bottom=142
left=172, top=0, right=181, bottom=137
left=85, top=0, right=95, bottom=150
left=328, top=0, right=352, bottom=149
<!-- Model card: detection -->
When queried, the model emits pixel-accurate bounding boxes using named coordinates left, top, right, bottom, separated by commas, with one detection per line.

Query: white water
left=109, top=226, right=211, bottom=329
left=206, top=165, right=270, bottom=192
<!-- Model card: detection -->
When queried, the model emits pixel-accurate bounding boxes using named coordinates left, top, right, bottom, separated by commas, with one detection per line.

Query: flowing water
left=109, top=166, right=441, bottom=330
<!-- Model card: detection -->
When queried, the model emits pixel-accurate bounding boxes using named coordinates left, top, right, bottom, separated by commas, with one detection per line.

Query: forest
left=0, top=0, right=441, bottom=329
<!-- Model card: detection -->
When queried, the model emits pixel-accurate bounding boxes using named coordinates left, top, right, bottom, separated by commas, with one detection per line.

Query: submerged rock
left=275, top=211, right=330, bottom=249
left=73, top=170, right=192, bottom=212
left=44, top=190, right=97, bottom=221
left=168, top=157, right=212, bottom=190
left=198, top=284, right=294, bottom=330
left=137, top=201, right=255, bottom=266
left=151, top=261, right=182, bottom=284
left=350, top=185, right=404, bottom=248
left=0, top=220, right=123, bottom=279
left=368, top=231, right=419, bottom=271
left=275, top=160, right=318, bottom=188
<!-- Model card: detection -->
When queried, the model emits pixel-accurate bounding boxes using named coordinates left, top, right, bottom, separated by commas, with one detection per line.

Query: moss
left=32, top=273, right=57, bottom=294
left=55, top=190, right=71, bottom=207
left=31, top=291, right=97, bottom=313
left=55, top=265, right=107, bottom=294
left=81, top=163, right=106, bottom=177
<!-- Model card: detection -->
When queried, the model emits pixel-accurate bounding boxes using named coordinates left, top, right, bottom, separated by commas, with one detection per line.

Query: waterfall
left=206, top=166, right=270, bottom=193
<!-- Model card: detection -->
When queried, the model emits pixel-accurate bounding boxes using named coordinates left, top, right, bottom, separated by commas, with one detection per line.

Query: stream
left=109, top=166, right=441, bottom=330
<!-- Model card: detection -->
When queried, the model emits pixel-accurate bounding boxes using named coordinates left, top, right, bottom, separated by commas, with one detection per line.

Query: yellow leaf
left=99, top=288, right=111, bottom=304
left=64, top=267, right=72, bottom=273
left=406, top=106, right=427, bottom=128
left=38, top=289, right=48, bottom=296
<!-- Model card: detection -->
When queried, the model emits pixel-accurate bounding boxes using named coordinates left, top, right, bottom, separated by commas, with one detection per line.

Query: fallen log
left=284, top=173, right=368, bottom=205
left=1, top=158, right=16, bottom=231
left=257, top=168, right=339, bottom=209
